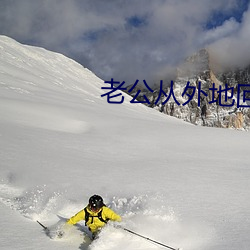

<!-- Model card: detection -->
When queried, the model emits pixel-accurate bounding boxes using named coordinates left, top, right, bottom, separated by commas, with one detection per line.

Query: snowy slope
left=0, top=36, right=250, bottom=250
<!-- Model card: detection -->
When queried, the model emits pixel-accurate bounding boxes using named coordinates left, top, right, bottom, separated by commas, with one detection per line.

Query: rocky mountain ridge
left=125, top=49, right=250, bottom=130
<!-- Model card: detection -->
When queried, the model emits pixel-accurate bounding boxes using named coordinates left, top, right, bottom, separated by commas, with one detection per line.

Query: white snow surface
left=0, top=35, right=249, bottom=250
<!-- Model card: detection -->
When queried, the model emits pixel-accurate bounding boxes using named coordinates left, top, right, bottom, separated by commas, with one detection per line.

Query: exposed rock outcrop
left=125, top=49, right=250, bottom=130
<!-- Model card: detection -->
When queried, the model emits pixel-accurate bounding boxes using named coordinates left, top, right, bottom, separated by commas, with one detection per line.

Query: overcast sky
left=0, top=0, right=249, bottom=84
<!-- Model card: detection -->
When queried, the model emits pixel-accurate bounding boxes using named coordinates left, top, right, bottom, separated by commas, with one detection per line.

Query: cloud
left=209, top=3, right=250, bottom=69
left=0, top=0, right=249, bottom=83
left=200, top=18, right=240, bottom=45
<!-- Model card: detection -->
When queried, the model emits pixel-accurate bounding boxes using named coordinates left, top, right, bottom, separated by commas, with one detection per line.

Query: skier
left=66, top=194, right=121, bottom=239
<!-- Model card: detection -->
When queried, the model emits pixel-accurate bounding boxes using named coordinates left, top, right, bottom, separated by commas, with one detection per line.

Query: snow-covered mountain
left=127, top=49, right=250, bottom=130
left=0, top=36, right=250, bottom=250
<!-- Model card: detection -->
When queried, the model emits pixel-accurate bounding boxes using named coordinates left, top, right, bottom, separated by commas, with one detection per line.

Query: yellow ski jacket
left=67, top=206, right=121, bottom=233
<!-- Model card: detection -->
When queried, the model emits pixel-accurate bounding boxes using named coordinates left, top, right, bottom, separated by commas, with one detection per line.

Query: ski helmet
left=89, top=195, right=104, bottom=210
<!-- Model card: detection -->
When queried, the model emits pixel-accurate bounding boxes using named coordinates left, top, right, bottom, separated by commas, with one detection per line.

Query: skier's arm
left=104, top=207, right=122, bottom=222
left=67, top=209, right=85, bottom=225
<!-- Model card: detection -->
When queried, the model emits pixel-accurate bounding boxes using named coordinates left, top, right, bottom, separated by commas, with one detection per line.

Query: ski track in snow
left=0, top=99, right=91, bottom=134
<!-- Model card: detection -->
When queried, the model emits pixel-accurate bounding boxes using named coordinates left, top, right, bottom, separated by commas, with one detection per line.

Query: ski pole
left=37, top=220, right=48, bottom=231
left=122, top=227, right=180, bottom=250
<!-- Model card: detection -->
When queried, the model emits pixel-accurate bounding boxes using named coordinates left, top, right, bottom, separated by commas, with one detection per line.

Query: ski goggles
left=89, top=204, right=101, bottom=212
